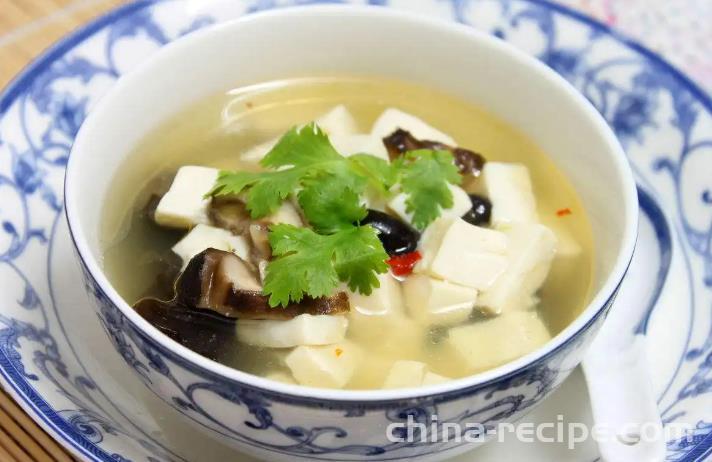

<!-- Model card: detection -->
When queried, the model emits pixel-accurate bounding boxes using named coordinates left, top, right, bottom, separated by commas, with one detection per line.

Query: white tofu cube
left=315, top=105, right=359, bottom=136
left=479, top=163, right=538, bottom=226
left=478, top=224, right=557, bottom=314
left=266, top=201, right=303, bottom=227
left=347, top=307, right=422, bottom=358
left=361, top=189, right=389, bottom=212
left=382, top=360, right=428, bottom=389
left=285, top=341, right=361, bottom=389
left=264, top=371, right=296, bottom=385
left=446, top=185, right=475, bottom=219
left=446, top=311, right=551, bottom=372
left=387, top=184, right=472, bottom=227
left=348, top=272, right=404, bottom=317
left=154, top=166, right=218, bottom=228
left=346, top=272, right=406, bottom=335
left=241, top=138, right=278, bottom=165
left=171, top=224, right=250, bottom=269
left=414, top=217, right=456, bottom=271
left=240, top=106, right=358, bottom=165
left=371, top=108, right=455, bottom=145
left=381, top=361, right=452, bottom=388
left=542, top=216, right=582, bottom=258
left=416, top=217, right=509, bottom=290
left=403, top=274, right=477, bottom=326
left=329, top=134, right=389, bottom=161
left=236, top=314, right=348, bottom=348
left=422, top=372, right=451, bottom=385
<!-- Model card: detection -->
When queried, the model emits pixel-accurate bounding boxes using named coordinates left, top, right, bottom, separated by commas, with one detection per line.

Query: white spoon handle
left=582, top=186, right=672, bottom=461
left=583, top=335, right=665, bottom=462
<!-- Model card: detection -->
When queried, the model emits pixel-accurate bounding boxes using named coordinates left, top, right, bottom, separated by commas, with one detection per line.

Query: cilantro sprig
left=208, top=122, right=463, bottom=306
left=297, top=174, right=367, bottom=233
left=264, top=224, right=389, bottom=307
left=209, top=124, right=393, bottom=232
left=394, top=149, right=462, bottom=230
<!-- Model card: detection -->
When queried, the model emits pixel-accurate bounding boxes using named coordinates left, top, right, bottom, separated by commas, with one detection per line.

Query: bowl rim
left=64, top=4, right=638, bottom=403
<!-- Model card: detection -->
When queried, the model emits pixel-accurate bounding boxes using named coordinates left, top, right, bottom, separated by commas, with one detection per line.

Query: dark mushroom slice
left=242, top=222, right=272, bottom=281
left=209, top=196, right=275, bottom=274
left=451, top=147, right=486, bottom=179
left=176, top=247, right=261, bottom=315
left=382, top=128, right=486, bottom=178
left=381, top=128, right=422, bottom=158
left=141, top=193, right=163, bottom=220
left=246, top=222, right=272, bottom=263
left=177, top=248, right=349, bottom=319
left=222, top=290, right=351, bottom=320
left=140, top=171, right=176, bottom=217
left=461, top=194, right=492, bottom=226
left=142, top=171, right=180, bottom=225
left=360, top=209, right=420, bottom=256
left=209, top=196, right=251, bottom=234
left=134, top=189, right=188, bottom=299
left=133, top=297, right=236, bottom=362
left=132, top=249, right=351, bottom=356
left=175, top=248, right=350, bottom=320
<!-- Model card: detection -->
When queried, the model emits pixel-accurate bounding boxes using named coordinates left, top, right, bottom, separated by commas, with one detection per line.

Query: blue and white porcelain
left=0, top=1, right=710, bottom=461
left=63, top=5, right=638, bottom=461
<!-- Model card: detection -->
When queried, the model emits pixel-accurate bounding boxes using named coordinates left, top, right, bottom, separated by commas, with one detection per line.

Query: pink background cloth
left=555, top=0, right=711, bottom=91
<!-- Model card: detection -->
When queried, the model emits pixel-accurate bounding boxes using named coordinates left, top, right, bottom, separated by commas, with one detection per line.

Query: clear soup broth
left=102, top=77, right=594, bottom=389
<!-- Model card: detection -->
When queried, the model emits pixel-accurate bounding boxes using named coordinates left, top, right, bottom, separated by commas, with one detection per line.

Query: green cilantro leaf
left=208, top=123, right=390, bottom=228
left=260, top=123, right=342, bottom=168
left=347, top=154, right=398, bottom=194
left=208, top=123, right=465, bottom=306
left=395, top=149, right=462, bottom=230
left=297, top=174, right=367, bottom=233
left=333, top=225, right=390, bottom=294
left=264, top=224, right=389, bottom=307
left=207, top=169, right=302, bottom=217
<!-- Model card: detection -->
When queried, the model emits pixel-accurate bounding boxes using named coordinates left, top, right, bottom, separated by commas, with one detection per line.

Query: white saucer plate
left=0, top=1, right=710, bottom=461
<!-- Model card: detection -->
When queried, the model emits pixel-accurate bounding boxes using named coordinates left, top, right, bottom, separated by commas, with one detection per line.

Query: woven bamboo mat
left=0, top=0, right=126, bottom=89
left=0, top=388, right=76, bottom=461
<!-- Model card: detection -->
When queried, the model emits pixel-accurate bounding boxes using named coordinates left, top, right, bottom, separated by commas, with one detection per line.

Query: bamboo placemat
left=0, top=0, right=126, bottom=89
left=0, top=388, right=76, bottom=461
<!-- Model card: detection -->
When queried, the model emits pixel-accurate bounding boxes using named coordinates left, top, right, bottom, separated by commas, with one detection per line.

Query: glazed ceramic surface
left=0, top=1, right=710, bottom=461
left=64, top=5, right=637, bottom=461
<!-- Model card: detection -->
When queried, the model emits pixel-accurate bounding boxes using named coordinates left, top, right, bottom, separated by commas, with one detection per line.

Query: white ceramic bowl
left=65, top=6, right=637, bottom=461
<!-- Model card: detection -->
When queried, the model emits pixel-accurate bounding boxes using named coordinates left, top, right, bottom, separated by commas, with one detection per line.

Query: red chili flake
left=386, top=251, right=422, bottom=277
left=335, top=348, right=343, bottom=357
left=556, top=208, right=572, bottom=217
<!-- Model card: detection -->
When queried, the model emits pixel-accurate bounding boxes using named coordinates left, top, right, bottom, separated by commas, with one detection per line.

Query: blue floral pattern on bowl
left=77, top=241, right=610, bottom=459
